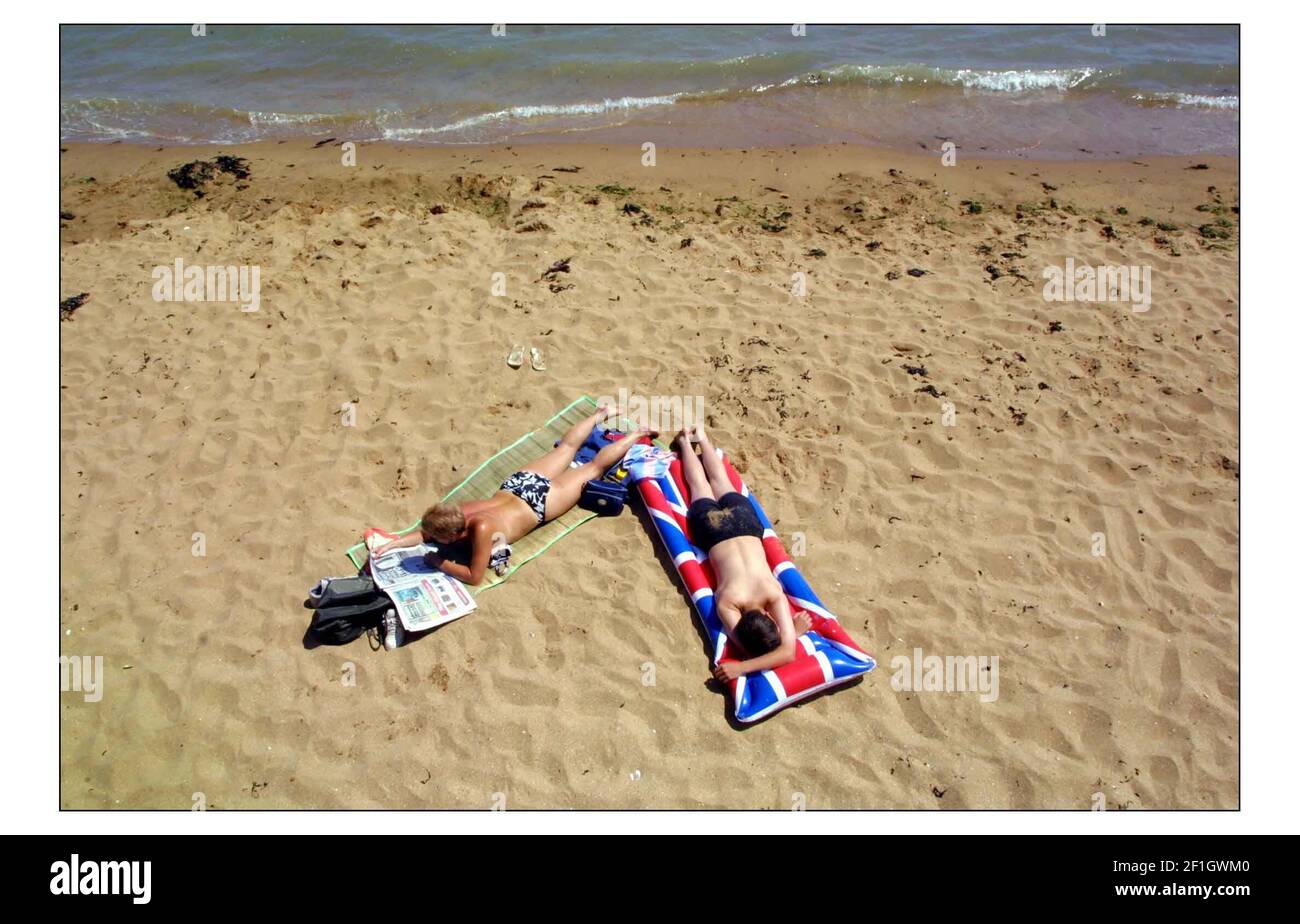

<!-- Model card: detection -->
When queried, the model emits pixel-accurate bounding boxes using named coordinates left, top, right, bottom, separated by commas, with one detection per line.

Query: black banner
left=4, top=835, right=1279, bottom=907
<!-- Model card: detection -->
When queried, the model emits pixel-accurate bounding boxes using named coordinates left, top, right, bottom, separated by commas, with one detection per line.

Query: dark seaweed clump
left=167, top=156, right=252, bottom=195
left=60, top=292, right=90, bottom=321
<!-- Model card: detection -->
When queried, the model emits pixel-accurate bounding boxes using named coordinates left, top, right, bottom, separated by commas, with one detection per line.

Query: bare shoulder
left=762, top=580, right=789, bottom=605
left=714, top=594, right=742, bottom=629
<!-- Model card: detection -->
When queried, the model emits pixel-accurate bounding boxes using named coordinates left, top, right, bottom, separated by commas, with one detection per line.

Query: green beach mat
left=345, top=395, right=611, bottom=595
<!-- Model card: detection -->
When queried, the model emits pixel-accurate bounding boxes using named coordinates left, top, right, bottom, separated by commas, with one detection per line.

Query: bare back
left=461, top=494, right=538, bottom=544
left=709, top=535, right=784, bottom=630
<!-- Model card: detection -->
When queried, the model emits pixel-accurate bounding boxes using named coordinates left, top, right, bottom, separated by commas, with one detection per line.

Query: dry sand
left=59, top=140, right=1238, bottom=808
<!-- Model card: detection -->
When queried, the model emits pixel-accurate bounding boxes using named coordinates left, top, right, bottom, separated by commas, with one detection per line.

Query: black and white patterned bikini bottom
left=499, top=470, right=552, bottom=523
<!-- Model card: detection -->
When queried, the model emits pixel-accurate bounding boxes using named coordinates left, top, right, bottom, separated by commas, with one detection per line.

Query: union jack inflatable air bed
left=628, top=446, right=875, bottom=723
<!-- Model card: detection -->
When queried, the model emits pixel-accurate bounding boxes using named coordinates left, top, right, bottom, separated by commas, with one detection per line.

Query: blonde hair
left=420, top=502, right=465, bottom=541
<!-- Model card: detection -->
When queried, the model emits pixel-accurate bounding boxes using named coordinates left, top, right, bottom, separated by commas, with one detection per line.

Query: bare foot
left=793, top=610, right=813, bottom=636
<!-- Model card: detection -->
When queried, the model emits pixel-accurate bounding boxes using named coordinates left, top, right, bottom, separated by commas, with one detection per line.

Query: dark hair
left=735, top=610, right=781, bottom=656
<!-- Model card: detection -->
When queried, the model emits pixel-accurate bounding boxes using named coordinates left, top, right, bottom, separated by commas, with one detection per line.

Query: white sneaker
left=382, top=608, right=402, bottom=651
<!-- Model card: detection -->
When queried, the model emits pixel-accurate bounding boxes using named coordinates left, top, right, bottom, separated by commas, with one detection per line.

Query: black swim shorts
left=686, top=491, right=764, bottom=553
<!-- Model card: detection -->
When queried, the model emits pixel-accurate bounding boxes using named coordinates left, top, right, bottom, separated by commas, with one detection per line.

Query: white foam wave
left=244, top=110, right=335, bottom=126
left=816, top=64, right=1096, bottom=92
left=382, top=95, right=682, bottom=139
left=1134, top=91, right=1238, bottom=110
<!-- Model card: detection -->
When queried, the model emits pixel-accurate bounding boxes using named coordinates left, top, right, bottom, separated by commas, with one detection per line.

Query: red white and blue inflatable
left=629, top=445, right=876, bottom=723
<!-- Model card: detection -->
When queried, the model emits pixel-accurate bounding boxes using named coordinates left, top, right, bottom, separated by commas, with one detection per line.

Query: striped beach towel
left=344, top=396, right=608, bottom=594
left=630, top=446, right=875, bottom=723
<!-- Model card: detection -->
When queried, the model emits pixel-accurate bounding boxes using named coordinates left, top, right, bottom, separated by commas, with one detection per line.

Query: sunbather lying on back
left=676, top=425, right=811, bottom=682
left=373, top=404, right=650, bottom=585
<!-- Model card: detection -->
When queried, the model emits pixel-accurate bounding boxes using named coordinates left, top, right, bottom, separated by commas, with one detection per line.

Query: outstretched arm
left=372, top=530, right=424, bottom=558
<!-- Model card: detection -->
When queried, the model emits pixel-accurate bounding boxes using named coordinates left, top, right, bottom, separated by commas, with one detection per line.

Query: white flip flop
left=529, top=346, right=546, bottom=371
left=506, top=345, right=525, bottom=369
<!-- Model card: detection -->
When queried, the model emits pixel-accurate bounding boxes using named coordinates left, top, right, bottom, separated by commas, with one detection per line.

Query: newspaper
left=364, top=532, right=477, bottom=632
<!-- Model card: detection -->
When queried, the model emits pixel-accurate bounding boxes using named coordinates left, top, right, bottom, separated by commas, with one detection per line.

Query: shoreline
left=61, top=24, right=1240, bottom=159
left=61, top=135, right=1240, bottom=163
left=59, top=139, right=1240, bottom=241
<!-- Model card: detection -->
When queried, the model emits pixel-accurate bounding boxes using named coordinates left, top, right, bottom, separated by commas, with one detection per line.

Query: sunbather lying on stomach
left=676, top=424, right=811, bottom=681
left=372, top=404, right=650, bottom=585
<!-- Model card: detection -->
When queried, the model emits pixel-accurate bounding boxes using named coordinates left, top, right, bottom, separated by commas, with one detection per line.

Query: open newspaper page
left=364, top=533, right=476, bottom=632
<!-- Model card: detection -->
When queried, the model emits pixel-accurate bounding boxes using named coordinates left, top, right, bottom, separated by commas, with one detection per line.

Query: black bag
left=309, top=575, right=380, bottom=608
left=579, top=478, right=628, bottom=516
left=305, top=575, right=391, bottom=646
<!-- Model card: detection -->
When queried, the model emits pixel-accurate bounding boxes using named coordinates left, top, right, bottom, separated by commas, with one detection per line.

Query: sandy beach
left=59, top=139, right=1238, bottom=809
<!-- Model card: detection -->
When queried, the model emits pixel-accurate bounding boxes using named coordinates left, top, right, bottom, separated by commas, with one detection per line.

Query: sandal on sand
left=506, top=345, right=525, bottom=369
left=529, top=346, right=546, bottom=371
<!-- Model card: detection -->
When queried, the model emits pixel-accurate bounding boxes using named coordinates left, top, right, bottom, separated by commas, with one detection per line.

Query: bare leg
left=793, top=611, right=812, bottom=636
left=693, top=424, right=734, bottom=498
left=676, top=430, right=714, bottom=503
left=521, top=402, right=612, bottom=480
left=543, top=427, right=652, bottom=521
